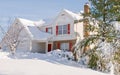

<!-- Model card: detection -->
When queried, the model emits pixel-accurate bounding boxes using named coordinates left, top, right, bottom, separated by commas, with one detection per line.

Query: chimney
left=84, top=3, right=90, bottom=15
left=83, top=3, right=90, bottom=52
left=83, top=3, right=90, bottom=38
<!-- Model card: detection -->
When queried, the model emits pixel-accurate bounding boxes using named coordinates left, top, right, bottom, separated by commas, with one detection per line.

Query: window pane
left=58, top=26, right=62, bottom=35
left=63, top=30, right=67, bottom=34
left=63, top=25, right=67, bottom=34
left=63, top=25, right=67, bottom=30
left=58, top=30, right=62, bottom=34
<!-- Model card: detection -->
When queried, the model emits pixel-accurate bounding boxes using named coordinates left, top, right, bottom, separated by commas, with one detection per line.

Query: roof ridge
left=62, top=9, right=82, bottom=20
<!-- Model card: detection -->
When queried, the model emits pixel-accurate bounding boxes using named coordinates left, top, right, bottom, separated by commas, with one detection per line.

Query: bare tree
left=0, top=21, right=25, bottom=55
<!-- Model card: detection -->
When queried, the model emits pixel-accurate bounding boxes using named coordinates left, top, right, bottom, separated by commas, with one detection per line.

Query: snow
left=112, top=21, right=120, bottom=31
left=17, top=18, right=52, bottom=41
left=99, top=41, right=114, bottom=57
left=18, top=18, right=45, bottom=26
left=0, top=50, right=110, bottom=75
left=28, top=26, right=52, bottom=41
left=34, top=20, right=45, bottom=26
left=17, top=18, right=35, bottom=26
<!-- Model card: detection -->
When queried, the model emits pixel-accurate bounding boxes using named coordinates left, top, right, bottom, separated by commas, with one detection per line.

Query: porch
left=53, top=40, right=76, bottom=51
left=31, top=40, right=53, bottom=53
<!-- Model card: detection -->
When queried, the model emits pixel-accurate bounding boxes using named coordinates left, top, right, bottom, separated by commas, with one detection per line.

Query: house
left=39, top=9, right=84, bottom=52
left=0, top=4, right=90, bottom=53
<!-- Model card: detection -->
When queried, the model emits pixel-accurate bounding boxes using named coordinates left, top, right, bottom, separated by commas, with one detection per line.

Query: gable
left=53, top=9, right=82, bottom=25
left=53, top=10, right=74, bottom=25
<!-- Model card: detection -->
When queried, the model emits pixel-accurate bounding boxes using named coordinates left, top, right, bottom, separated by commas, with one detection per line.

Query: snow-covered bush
left=48, top=49, right=74, bottom=60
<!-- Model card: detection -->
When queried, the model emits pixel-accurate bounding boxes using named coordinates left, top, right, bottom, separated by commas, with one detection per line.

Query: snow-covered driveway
left=0, top=51, right=109, bottom=75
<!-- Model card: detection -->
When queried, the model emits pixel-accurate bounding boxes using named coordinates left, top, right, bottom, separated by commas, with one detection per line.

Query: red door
left=48, top=44, right=52, bottom=52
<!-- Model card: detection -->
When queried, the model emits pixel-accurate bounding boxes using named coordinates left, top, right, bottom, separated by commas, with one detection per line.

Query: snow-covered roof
left=34, top=20, right=45, bottom=26
left=17, top=18, right=51, bottom=41
left=17, top=18, right=45, bottom=27
left=42, top=18, right=54, bottom=26
left=28, top=26, right=52, bottom=41
left=63, top=9, right=82, bottom=20
left=17, top=18, right=34, bottom=26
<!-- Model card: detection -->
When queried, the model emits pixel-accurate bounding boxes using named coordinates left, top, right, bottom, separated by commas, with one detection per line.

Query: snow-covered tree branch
left=0, top=22, right=25, bottom=55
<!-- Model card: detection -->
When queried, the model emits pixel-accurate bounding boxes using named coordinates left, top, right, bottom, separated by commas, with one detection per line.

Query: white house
left=0, top=4, right=90, bottom=53
left=39, top=9, right=84, bottom=52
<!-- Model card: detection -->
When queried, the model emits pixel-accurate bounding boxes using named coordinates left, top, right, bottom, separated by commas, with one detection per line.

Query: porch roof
left=28, top=26, right=52, bottom=41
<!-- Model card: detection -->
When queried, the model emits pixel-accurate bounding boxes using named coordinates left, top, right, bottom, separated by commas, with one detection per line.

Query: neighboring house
left=0, top=4, right=90, bottom=53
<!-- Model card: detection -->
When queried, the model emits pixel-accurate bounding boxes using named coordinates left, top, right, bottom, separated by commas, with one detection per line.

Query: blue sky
left=0, top=0, right=88, bottom=20
left=0, top=0, right=88, bottom=39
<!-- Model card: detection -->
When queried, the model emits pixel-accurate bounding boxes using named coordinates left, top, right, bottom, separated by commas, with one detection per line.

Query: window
left=48, top=27, right=52, bottom=34
left=58, top=25, right=68, bottom=35
left=46, top=27, right=52, bottom=34
left=60, top=43, right=69, bottom=50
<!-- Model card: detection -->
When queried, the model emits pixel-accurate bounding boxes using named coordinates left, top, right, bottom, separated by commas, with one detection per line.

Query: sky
left=0, top=0, right=88, bottom=39
left=0, top=0, right=88, bottom=20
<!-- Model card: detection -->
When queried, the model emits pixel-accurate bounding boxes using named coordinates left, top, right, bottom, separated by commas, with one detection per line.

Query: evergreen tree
left=73, top=0, right=120, bottom=74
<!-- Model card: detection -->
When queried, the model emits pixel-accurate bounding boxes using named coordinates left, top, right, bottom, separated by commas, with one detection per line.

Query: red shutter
left=57, top=42, right=60, bottom=49
left=46, top=28, right=48, bottom=32
left=56, top=26, right=58, bottom=35
left=68, top=24, right=70, bottom=34
left=69, top=42, right=72, bottom=51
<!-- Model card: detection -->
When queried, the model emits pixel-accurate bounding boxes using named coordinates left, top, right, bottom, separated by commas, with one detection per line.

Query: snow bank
left=47, top=49, right=74, bottom=60
left=0, top=51, right=10, bottom=59
left=0, top=51, right=110, bottom=75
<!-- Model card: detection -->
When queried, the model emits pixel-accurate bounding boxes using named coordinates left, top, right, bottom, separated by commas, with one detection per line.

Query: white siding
left=74, top=22, right=84, bottom=39
left=17, top=27, right=32, bottom=52
left=52, top=10, right=76, bottom=41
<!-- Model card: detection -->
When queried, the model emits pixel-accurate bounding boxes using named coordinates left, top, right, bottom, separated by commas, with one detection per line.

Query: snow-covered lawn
left=0, top=50, right=110, bottom=75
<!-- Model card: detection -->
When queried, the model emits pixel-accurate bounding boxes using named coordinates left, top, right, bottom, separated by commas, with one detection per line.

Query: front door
left=48, top=44, right=52, bottom=52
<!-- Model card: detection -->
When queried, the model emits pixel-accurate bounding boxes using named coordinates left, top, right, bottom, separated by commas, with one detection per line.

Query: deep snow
left=0, top=50, right=110, bottom=75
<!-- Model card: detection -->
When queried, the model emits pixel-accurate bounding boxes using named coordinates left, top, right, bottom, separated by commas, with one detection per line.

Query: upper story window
left=58, top=25, right=68, bottom=35
left=56, top=24, right=70, bottom=35
left=46, top=27, right=52, bottom=34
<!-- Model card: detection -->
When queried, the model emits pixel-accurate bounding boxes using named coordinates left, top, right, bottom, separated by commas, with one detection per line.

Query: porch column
left=45, top=41, right=48, bottom=53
